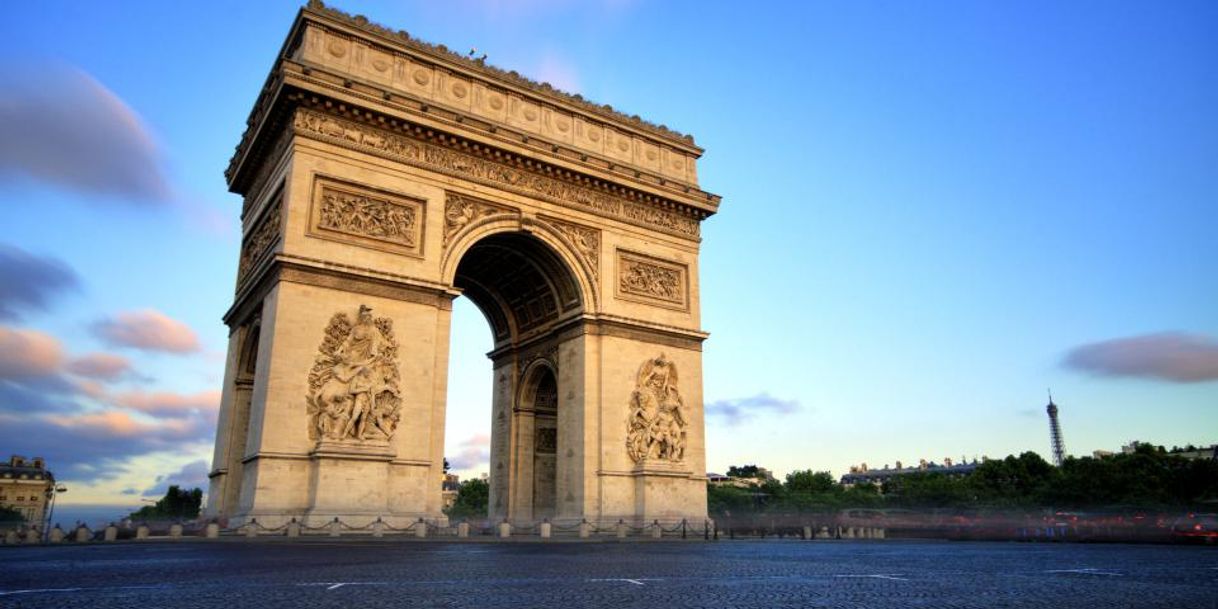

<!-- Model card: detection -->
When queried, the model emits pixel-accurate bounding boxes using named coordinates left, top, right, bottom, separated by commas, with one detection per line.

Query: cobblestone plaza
left=2, top=540, right=1215, bottom=608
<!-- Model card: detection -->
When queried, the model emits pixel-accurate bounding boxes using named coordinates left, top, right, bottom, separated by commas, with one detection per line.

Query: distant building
left=1119, top=441, right=1217, bottom=461
left=839, top=457, right=980, bottom=488
left=442, top=473, right=460, bottom=509
left=0, top=455, right=54, bottom=526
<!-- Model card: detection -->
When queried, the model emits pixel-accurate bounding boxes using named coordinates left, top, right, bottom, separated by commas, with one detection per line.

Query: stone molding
left=615, top=249, right=689, bottom=310
left=293, top=107, right=701, bottom=239
left=308, top=175, right=426, bottom=258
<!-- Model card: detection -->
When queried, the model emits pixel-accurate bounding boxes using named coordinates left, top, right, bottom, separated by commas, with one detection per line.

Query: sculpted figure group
left=307, top=305, right=402, bottom=443
left=627, top=355, right=687, bottom=464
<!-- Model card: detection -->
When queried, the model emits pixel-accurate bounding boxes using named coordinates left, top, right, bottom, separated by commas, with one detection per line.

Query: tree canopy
left=445, top=478, right=489, bottom=519
left=128, top=485, right=203, bottom=521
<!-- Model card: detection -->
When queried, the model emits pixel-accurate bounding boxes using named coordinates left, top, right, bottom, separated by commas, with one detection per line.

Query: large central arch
left=452, top=230, right=586, bottom=523
left=204, top=3, right=720, bottom=528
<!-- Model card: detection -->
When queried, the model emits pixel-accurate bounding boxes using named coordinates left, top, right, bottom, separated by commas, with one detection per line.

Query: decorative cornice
left=291, top=105, right=704, bottom=239
left=302, top=0, right=695, bottom=146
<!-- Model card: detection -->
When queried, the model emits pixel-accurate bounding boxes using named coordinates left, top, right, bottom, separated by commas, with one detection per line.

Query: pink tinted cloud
left=448, top=433, right=492, bottom=470
left=92, top=309, right=201, bottom=354
left=66, top=352, right=132, bottom=381
left=1064, top=332, right=1218, bottom=383
left=113, top=389, right=221, bottom=416
left=0, top=325, right=64, bottom=379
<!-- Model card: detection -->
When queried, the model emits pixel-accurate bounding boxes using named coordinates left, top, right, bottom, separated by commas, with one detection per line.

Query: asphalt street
left=1, top=539, right=1215, bottom=608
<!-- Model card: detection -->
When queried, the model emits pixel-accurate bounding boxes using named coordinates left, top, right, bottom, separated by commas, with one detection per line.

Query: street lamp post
left=42, top=483, right=67, bottom=543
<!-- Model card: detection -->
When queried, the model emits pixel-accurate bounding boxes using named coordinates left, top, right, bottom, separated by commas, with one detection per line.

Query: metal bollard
left=457, top=522, right=470, bottom=538
left=136, top=525, right=150, bottom=540
left=498, top=521, right=511, bottom=539
left=329, top=518, right=342, bottom=537
left=206, top=522, right=220, bottom=539
left=372, top=519, right=384, bottom=538
left=803, top=525, right=813, bottom=540
left=616, top=520, right=628, bottom=539
left=244, top=520, right=258, bottom=538
left=75, top=526, right=91, bottom=543
left=540, top=521, right=552, bottom=539
left=104, top=525, right=118, bottom=542
left=415, top=518, right=427, bottom=538
left=50, top=526, right=65, bottom=543
left=170, top=524, right=183, bottom=539
left=287, top=519, right=301, bottom=538
left=652, top=520, right=662, bottom=539
left=579, top=520, right=591, bottom=539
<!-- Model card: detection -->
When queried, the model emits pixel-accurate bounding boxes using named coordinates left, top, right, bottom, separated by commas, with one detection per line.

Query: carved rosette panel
left=237, top=194, right=282, bottom=285
left=626, top=355, right=686, bottom=464
left=306, top=305, right=403, bottom=443
left=616, top=250, right=688, bottom=309
left=541, top=216, right=600, bottom=282
left=294, top=108, right=700, bottom=239
left=443, top=192, right=514, bottom=247
left=310, top=178, right=424, bottom=257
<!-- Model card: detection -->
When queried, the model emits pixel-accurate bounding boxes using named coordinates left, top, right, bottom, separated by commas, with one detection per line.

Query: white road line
left=297, top=582, right=388, bottom=590
left=1045, top=568, right=1120, bottom=576
left=834, top=574, right=908, bottom=581
left=0, top=588, right=83, bottom=596
left=587, top=578, right=659, bottom=586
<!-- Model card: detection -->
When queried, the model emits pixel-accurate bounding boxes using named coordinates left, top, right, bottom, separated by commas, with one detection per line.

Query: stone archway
left=204, top=2, right=720, bottom=528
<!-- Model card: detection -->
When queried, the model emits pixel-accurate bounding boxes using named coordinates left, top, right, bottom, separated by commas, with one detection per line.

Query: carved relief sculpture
left=307, top=305, right=402, bottom=443
left=543, top=217, right=600, bottom=281
left=237, top=194, right=282, bottom=284
left=444, top=192, right=512, bottom=246
left=617, top=251, right=687, bottom=308
left=626, top=355, right=686, bottom=464
left=311, top=178, right=424, bottom=256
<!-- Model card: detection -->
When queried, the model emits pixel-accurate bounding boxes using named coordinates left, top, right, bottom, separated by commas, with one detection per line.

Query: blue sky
left=1, top=1, right=1215, bottom=521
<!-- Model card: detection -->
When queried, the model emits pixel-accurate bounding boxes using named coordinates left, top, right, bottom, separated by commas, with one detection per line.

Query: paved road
left=1, top=539, right=1215, bottom=608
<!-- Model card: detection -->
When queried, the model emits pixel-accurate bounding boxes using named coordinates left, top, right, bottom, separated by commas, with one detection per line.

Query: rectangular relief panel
left=309, top=176, right=426, bottom=258
left=615, top=249, right=689, bottom=310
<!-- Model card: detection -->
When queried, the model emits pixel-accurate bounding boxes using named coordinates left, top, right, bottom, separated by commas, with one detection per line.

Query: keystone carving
left=307, top=305, right=402, bottom=443
left=626, top=355, right=686, bottom=464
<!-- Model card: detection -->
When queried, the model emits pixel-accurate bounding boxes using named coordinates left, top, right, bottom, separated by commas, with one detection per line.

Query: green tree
left=785, top=470, right=836, bottom=494
left=128, top=485, right=203, bottom=521
left=445, top=478, right=489, bottom=519
left=726, top=464, right=761, bottom=478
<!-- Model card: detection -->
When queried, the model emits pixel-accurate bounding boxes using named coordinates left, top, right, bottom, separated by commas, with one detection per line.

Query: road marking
left=298, top=582, right=388, bottom=591
left=1045, top=568, right=1120, bottom=576
left=0, top=588, right=83, bottom=596
left=834, top=574, right=908, bottom=581
left=588, top=578, right=658, bottom=586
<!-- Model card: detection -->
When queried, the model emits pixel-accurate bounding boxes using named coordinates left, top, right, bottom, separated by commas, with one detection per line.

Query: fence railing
left=0, top=516, right=891, bottom=545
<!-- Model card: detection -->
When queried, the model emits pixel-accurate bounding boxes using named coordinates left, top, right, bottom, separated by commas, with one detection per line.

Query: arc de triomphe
left=205, top=1, right=720, bottom=527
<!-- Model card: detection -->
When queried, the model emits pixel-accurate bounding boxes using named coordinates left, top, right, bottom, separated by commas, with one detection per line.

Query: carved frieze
left=616, top=250, right=688, bottom=309
left=306, top=305, right=402, bottom=443
left=626, top=355, right=686, bottom=464
left=310, top=177, right=425, bottom=257
left=541, top=216, right=600, bottom=282
left=237, top=193, right=282, bottom=285
left=444, top=192, right=514, bottom=246
left=293, top=108, right=700, bottom=239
